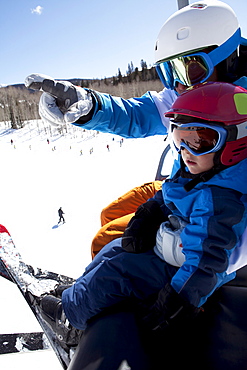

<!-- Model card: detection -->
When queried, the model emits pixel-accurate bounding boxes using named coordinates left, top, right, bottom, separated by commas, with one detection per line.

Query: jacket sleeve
left=73, top=90, right=168, bottom=138
left=171, top=186, right=247, bottom=307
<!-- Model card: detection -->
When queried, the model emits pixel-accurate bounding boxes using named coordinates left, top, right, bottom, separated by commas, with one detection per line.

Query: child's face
left=181, top=148, right=215, bottom=174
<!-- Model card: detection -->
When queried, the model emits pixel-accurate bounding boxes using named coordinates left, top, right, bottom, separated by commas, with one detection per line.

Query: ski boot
left=39, top=295, right=83, bottom=348
left=50, top=284, right=73, bottom=298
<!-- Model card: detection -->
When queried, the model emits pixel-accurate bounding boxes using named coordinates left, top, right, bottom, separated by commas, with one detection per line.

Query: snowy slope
left=0, top=119, right=167, bottom=368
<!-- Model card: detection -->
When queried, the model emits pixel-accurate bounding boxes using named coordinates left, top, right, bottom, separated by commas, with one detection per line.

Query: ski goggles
left=172, top=122, right=228, bottom=156
left=157, top=52, right=214, bottom=87
left=156, top=28, right=241, bottom=88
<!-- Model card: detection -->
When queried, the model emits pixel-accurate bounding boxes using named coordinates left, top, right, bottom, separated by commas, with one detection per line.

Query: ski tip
left=0, top=225, right=10, bottom=235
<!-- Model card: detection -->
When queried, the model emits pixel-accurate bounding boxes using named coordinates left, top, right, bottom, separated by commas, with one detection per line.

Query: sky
left=1, top=0, right=247, bottom=86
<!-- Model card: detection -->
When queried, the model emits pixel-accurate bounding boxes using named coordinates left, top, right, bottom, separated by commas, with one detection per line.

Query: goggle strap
left=209, top=28, right=241, bottom=67
left=236, top=121, right=247, bottom=139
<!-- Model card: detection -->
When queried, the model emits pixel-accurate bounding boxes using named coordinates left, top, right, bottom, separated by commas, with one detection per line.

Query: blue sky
left=1, top=0, right=247, bottom=85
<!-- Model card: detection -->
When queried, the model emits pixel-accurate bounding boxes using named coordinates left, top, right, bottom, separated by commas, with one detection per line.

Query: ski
left=0, top=257, right=12, bottom=282
left=0, top=257, right=75, bottom=285
left=0, top=332, right=50, bottom=354
left=0, top=224, right=76, bottom=368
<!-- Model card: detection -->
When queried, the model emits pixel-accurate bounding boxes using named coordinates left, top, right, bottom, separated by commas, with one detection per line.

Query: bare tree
left=0, top=62, right=162, bottom=129
left=0, top=86, right=40, bottom=128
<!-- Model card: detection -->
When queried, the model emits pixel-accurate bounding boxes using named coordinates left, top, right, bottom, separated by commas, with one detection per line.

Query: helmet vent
left=221, top=137, right=247, bottom=166
left=232, top=144, right=247, bottom=153
left=190, top=4, right=207, bottom=9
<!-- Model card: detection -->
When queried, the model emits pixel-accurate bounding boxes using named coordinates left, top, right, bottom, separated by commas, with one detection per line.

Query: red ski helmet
left=165, top=82, right=247, bottom=166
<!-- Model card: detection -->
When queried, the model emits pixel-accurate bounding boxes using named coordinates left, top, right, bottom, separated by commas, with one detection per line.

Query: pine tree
left=117, top=68, right=123, bottom=83
left=140, top=59, right=148, bottom=81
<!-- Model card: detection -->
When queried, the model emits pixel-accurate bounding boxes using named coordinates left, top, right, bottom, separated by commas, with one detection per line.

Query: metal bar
left=177, top=0, right=189, bottom=10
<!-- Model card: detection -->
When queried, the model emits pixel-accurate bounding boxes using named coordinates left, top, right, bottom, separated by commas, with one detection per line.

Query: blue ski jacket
left=62, top=159, right=247, bottom=330
left=73, top=77, right=247, bottom=139
left=153, top=158, right=247, bottom=307
left=73, top=88, right=176, bottom=138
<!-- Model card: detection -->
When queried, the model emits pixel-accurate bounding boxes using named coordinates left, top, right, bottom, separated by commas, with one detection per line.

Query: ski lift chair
left=155, top=142, right=173, bottom=181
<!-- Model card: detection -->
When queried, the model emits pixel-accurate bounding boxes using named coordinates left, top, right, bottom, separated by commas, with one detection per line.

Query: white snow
left=0, top=119, right=168, bottom=368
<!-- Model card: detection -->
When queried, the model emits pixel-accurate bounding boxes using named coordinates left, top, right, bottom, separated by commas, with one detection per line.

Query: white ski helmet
left=155, top=0, right=241, bottom=88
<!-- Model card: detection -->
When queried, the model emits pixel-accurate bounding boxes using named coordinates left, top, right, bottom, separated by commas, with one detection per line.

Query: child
left=40, top=82, right=247, bottom=341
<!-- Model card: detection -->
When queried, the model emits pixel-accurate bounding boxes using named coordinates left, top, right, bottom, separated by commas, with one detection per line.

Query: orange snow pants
left=91, top=181, right=162, bottom=259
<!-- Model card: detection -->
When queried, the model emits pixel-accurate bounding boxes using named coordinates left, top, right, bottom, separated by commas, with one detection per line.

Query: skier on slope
left=58, top=207, right=65, bottom=224
left=25, top=0, right=247, bottom=258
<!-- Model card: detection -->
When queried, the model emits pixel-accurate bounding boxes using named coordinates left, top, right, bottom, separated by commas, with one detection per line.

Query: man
left=25, top=1, right=247, bottom=369
left=25, top=1, right=247, bottom=258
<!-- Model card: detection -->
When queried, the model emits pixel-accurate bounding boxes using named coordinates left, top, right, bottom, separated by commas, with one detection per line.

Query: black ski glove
left=142, top=283, right=201, bottom=332
left=26, top=74, right=81, bottom=112
left=121, top=199, right=166, bottom=253
left=25, top=73, right=94, bottom=125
